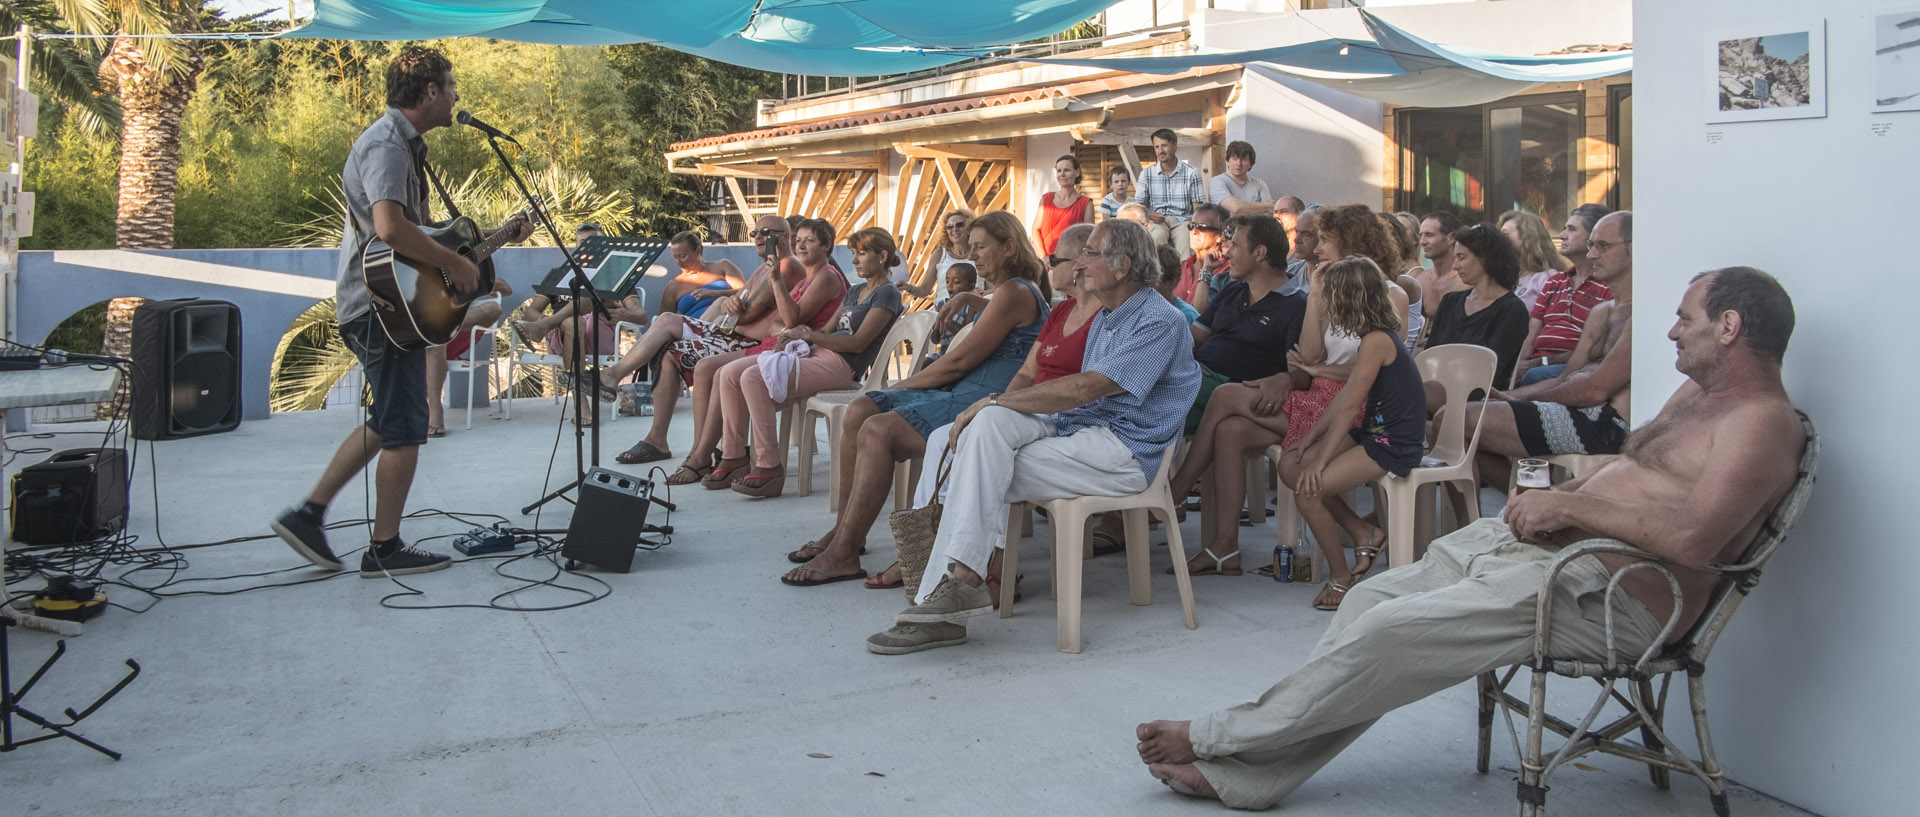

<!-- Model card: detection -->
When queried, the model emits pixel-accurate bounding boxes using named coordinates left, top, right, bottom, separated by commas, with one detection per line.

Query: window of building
left=1396, top=93, right=1584, bottom=229
left=1609, top=85, right=1633, bottom=210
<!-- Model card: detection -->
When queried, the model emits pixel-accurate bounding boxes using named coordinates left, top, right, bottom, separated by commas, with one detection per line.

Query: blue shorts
left=339, top=311, right=428, bottom=449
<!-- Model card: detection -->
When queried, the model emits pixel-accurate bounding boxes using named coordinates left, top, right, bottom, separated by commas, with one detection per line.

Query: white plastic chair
left=1000, top=439, right=1197, bottom=653
left=446, top=293, right=505, bottom=430
left=791, top=310, right=940, bottom=505
left=1367, top=344, right=1497, bottom=569
left=502, top=289, right=647, bottom=422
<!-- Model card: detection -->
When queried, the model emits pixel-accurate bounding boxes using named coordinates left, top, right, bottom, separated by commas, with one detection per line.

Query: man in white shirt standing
left=1208, top=141, right=1272, bottom=217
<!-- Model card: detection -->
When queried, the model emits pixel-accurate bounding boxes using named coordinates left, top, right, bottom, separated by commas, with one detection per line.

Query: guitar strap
left=417, top=154, right=465, bottom=224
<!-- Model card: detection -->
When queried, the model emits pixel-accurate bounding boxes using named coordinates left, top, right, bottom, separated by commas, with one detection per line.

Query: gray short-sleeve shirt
left=336, top=108, right=430, bottom=324
left=1208, top=173, right=1271, bottom=206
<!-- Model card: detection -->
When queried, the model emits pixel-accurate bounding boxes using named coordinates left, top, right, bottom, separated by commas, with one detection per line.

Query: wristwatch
left=987, top=393, right=1001, bottom=406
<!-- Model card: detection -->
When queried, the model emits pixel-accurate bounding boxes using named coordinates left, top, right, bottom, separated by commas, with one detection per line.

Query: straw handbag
left=889, top=455, right=952, bottom=604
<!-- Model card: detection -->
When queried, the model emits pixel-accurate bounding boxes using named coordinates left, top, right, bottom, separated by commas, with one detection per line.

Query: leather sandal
left=1312, top=579, right=1353, bottom=611
left=731, top=464, right=785, bottom=498
left=701, top=456, right=750, bottom=490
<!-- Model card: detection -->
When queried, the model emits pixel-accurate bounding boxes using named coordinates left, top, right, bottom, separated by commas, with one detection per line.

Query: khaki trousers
left=1189, top=518, right=1663, bottom=809
left=1149, top=220, right=1194, bottom=261
left=916, top=407, right=1145, bottom=604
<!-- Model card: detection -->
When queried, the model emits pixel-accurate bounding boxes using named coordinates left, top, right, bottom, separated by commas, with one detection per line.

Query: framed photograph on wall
left=1874, top=6, right=1920, bottom=112
left=1707, top=20, right=1827, bottom=123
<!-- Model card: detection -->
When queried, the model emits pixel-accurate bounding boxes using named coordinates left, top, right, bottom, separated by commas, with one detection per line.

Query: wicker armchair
left=1475, top=411, right=1818, bottom=816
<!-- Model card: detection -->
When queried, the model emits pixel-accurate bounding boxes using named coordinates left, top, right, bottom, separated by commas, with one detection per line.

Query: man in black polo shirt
left=1185, top=214, right=1308, bottom=433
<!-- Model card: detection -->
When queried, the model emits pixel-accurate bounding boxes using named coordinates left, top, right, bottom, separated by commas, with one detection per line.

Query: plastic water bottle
left=1274, top=544, right=1294, bottom=583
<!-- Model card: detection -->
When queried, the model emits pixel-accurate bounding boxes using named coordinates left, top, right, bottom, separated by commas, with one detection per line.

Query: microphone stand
left=472, top=130, right=608, bottom=516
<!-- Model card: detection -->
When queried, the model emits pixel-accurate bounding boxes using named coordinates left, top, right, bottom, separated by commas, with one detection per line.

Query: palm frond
left=269, top=296, right=358, bottom=412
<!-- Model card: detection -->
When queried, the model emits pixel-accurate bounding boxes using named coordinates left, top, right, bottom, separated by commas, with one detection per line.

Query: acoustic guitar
left=363, top=208, right=533, bottom=350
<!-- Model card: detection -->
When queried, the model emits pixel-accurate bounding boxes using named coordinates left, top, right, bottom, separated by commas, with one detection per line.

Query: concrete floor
left=2, top=400, right=1817, bottom=816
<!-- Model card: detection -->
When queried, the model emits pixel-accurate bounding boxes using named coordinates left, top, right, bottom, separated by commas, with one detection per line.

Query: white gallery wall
left=1634, top=2, right=1917, bottom=815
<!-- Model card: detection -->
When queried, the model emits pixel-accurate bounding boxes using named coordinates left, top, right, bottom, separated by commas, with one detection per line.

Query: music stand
left=519, top=236, right=667, bottom=516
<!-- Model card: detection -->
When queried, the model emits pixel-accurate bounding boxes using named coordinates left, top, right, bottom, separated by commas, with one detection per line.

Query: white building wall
left=1634, top=3, right=1915, bottom=815
left=1233, top=66, right=1383, bottom=206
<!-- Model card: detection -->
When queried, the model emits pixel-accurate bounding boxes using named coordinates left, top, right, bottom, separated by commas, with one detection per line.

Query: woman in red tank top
left=1033, top=154, right=1095, bottom=256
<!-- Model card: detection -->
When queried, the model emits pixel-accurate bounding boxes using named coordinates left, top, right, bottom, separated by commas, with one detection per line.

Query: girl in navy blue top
left=1278, top=256, right=1428, bottom=611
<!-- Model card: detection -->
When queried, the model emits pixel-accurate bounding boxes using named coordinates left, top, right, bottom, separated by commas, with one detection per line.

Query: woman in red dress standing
left=1032, top=154, right=1095, bottom=258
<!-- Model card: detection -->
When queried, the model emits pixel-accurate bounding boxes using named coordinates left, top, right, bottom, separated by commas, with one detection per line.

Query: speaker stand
left=0, top=613, right=140, bottom=760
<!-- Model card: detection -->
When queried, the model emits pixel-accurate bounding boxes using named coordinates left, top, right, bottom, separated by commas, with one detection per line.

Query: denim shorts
left=339, top=311, right=428, bottom=449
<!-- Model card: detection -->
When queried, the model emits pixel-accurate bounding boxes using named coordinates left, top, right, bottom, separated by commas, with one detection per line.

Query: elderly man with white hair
left=867, top=219, right=1203, bottom=655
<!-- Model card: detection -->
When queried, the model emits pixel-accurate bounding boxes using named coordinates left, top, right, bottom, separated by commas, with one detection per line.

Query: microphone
left=456, top=110, right=518, bottom=145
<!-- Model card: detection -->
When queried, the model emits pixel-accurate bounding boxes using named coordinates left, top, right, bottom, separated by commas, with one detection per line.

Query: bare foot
left=1343, top=523, right=1386, bottom=577
left=511, top=317, right=546, bottom=341
left=1149, top=763, right=1219, bottom=800
left=1136, top=720, right=1198, bottom=765
left=782, top=552, right=863, bottom=584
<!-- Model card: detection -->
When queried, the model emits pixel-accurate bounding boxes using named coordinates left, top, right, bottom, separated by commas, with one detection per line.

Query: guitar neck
left=466, top=209, right=533, bottom=263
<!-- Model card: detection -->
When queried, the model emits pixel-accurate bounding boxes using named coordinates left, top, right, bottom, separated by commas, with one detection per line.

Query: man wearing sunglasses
left=1173, top=204, right=1231, bottom=313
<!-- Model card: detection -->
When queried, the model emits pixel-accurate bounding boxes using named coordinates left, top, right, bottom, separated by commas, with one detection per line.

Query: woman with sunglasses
left=900, top=208, right=974, bottom=304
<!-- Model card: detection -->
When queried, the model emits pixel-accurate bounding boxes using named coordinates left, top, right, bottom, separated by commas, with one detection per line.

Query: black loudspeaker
left=10, top=448, right=130, bottom=545
left=131, top=299, right=242, bottom=440
left=561, top=468, right=653, bottom=573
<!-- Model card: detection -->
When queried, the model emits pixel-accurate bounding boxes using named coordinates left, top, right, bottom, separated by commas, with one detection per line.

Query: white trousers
left=1187, top=518, right=1664, bottom=809
left=915, top=407, right=1146, bottom=603
left=913, top=423, right=956, bottom=507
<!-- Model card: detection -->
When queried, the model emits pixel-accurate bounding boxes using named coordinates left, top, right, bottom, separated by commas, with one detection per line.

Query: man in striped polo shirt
left=1513, top=203, right=1616, bottom=385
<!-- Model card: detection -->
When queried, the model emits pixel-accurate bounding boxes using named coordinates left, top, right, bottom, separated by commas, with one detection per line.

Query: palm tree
left=0, top=1, right=121, bottom=135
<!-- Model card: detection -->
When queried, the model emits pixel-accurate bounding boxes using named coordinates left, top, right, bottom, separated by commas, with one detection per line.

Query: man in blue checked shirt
left=868, top=220, right=1202, bottom=655
left=1134, top=128, right=1209, bottom=262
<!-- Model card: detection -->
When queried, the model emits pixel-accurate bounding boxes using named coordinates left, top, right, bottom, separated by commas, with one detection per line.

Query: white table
left=0, top=364, right=123, bottom=636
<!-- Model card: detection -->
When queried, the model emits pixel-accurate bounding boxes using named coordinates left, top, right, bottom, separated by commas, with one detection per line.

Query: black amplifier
left=10, top=448, right=130, bottom=545
left=560, top=468, right=653, bottom=573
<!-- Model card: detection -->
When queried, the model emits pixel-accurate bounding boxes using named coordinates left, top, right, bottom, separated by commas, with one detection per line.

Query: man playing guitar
left=271, top=46, right=533, bottom=576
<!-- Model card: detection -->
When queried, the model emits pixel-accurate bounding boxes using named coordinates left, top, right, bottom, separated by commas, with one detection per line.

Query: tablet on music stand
left=534, top=236, right=669, bottom=300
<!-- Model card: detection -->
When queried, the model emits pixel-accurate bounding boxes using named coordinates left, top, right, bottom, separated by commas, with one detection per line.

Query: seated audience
left=1421, top=223, right=1531, bottom=391
left=695, top=226, right=908, bottom=498
left=595, top=215, right=830, bottom=467
left=659, top=230, right=747, bottom=320
left=1376, top=212, right=1425, bottom=350
left=1209, top=141, right=1273, bottom=217
left=1453, top=211, right=1634, bottom=487
left=506, top=221, right=648, bottom=427
left=882, top=224, right=1101, bottom=589
left=1283, top=205, right=1319, bottom=284
left=780, top=211, right=1049, bottom=586
left=1313, top=204, right=1410, bottom=341
left=1115, top=202, right=1151, bottom=224
left=1135, top=128, right=1208, bottom=260
left=1133, top=267, right=1803, bottom=810
left=426, top=278, right=510, bottom=435
left=1099, top=165, right=1133, bottom=221
left=1164, top=215, right=1319, bottom=574
left=1175, top=203, right=1231, bottom=312
left=901, top=208, right=973, bottom=303
left=1034, top=154, right=1095, bottom=256
left=1514, top=203, right=1615, bottom=386
left=1155, top=246, right=1201, bottom=324
left=866, top=219, right=1201, bottom=654
left=1413, top=210, right=1466, bottom=340
left=1185, top=214, right=1309, bottom=435
left=1498, top=211, right=1570, bottom=312
left=1278, top=256, right=1429, bottom=610
left=934, top=262, right=982, bottom=350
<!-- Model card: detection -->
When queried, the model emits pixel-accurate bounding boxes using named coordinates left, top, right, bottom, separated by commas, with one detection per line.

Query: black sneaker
left=359, top=542, right=452, bottom=578
left=271, top=506, right=341, bottom=570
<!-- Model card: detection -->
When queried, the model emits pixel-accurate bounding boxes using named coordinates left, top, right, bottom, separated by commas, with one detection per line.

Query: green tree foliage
left=23, top=37, right=777, bottom=250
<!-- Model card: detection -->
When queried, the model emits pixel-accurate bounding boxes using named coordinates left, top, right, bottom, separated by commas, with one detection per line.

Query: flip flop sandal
left=1312, top=579, right=1353, bottom=611
left=616, top=441, right=671, bottom=465
left=426, top=425, right=447, bottom=438
left=701, top=457, right=750, bottom=490
left=780, top=567, right=869, bottom=587
left=864, top=561, right=904, bottom=589
left=665, top=462, right=711, bottom=486
left=508, top=320, right=543, bottom=354
left=1168, top=551, right=1243, bottom=576
left=789, top=543, right=867, bottom=564
left=731, top=465, right=785, bottom=498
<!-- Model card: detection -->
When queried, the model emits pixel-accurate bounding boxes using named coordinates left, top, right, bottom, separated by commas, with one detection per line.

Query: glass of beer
left=1514, top=458, right=1552, bottom=496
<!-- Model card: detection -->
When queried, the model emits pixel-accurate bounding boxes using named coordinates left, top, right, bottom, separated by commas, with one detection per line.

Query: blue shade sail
left=287, top=0, right=1120, bottom=75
